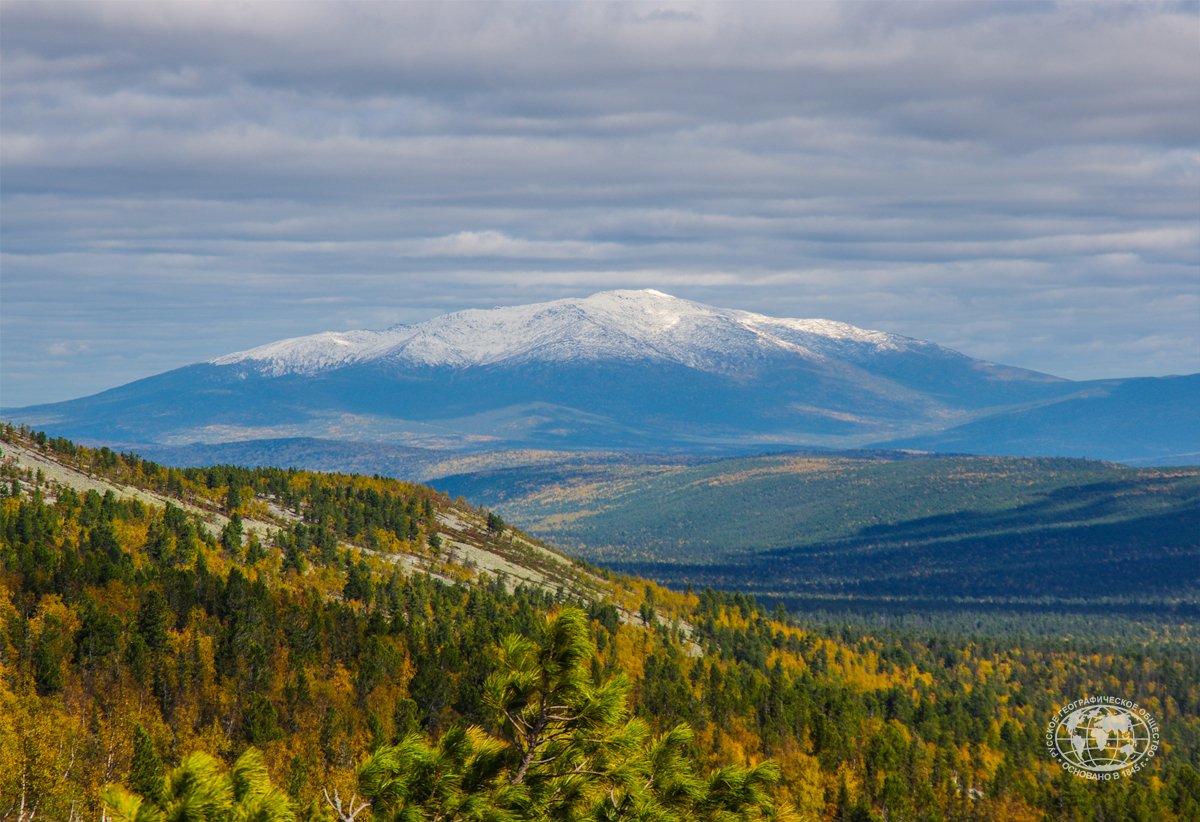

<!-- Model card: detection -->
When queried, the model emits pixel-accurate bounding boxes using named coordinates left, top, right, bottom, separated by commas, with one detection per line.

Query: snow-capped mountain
left=7, top=290, right=1197, bottom=463
left=212, top=289, right=922, bottom=377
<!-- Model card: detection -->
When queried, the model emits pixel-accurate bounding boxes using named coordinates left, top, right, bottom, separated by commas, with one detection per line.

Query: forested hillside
left=434, top=452, right=1200, bottom=613
left=2, top=427, right=1199, bottom=821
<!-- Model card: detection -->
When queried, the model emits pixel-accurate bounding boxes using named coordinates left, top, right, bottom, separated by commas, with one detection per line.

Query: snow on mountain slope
left=213, top=289, right=924, bottom=376
left=19, top=289, right=1186, bottom=460
left=211, top=329, right=391, bottom=375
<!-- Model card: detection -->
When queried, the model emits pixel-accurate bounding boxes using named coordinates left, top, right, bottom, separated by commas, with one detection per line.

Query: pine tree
left=356, top=608, right=789, bottom=821
left=221, top=513, right=244, bottom=558
left=226, top=484, right=243, bottom=514
left=128, top=725, right=164, bottom=804
left=102, top=748, right=294, bottom=822
left=246, top=532, right=266, bottom=564
left=486, top=511, right=505, bottom=535
left=32, top=631, right=63, bottom=696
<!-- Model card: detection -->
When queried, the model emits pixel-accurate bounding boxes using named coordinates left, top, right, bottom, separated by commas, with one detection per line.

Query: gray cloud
left=2, top=0, right=1198, bottom=406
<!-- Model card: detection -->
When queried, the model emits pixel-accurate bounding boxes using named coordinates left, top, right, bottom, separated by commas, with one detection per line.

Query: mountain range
left=6, top=289, right=1197, bottom=464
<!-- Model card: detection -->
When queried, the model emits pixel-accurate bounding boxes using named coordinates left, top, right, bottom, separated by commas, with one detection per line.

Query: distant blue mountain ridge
left=5, top=290, right=1197, bottom=467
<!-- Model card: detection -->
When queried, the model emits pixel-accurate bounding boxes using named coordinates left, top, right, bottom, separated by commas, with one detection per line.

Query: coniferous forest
left=2, top=427, right=1199, bottom=821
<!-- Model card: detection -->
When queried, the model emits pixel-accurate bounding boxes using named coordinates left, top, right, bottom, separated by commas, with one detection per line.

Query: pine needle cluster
left=101, top=609, right=789, bottom=822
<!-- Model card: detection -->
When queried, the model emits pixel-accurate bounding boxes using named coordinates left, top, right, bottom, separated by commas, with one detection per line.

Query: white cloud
left=47, top=341, right=89, bottom=356
left=414, top=231, right=619, bottom=259
left=1, top=0, right=1198, bottom=405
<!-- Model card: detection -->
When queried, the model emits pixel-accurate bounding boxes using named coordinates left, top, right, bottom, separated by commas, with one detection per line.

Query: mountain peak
left=19, top=290, right=1134, bottom=458
left=594, top=287, right=674, bottom=298
left=585, top=287, right=681, bottom=305
left=211, top=289, right=918, bottom=376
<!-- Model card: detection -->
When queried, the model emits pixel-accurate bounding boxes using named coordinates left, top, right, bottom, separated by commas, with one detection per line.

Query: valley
left=433, top=450, right=1200, bottom=615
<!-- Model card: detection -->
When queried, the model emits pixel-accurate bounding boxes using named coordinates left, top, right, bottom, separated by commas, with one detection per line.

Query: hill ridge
left=0, top=428, right=615, bottom=608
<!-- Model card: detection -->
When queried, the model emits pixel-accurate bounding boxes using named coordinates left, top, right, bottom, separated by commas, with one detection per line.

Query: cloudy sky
left=2, top=1, right=1198, bottom=407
